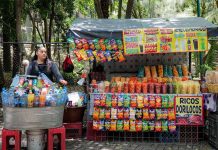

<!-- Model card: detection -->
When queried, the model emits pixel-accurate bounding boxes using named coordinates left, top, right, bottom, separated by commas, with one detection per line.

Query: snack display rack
left=66, top=18, right=218, bottom=145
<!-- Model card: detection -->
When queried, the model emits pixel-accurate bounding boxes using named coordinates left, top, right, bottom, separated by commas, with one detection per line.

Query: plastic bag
left=155, top=121, right=162, bottom=132
left=112, top=94, right=118, bottom=107
left=117, top=120, right=124, bottom=131
left=142, top=120, right=149, bottom=132
left=137, top=95, right=144, bottom=108
left=143, top=95, right=149, bottom=108
left=136, top=120, right=142, bottom=132
left=124, top=108, right=130, bottom=119
left=124, top=94, right=130, bottom=107
left=124, top=120, right=130, bottom=131
left=106, top=94, right=112, bottom=107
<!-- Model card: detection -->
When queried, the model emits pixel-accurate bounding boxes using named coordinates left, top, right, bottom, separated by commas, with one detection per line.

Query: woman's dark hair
left=31, top=46, right=47, bottom=62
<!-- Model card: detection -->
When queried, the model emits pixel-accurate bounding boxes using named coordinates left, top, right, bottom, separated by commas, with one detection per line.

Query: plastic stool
left=47, top=126, right=66, bottom=150
left=2, top=128, right=21, bottom=150
left=64, top=122, right=82, bottom=138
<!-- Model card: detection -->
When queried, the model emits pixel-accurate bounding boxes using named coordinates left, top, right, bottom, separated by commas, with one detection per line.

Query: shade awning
left=67, top=17, right=218, bottom=39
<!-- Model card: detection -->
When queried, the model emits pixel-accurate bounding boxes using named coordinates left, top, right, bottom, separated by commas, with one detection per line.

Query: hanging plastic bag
left=62, top=54, right=74, bottom=73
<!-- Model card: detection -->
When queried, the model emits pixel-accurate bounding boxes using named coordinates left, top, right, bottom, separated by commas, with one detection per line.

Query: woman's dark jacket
left=26, top=59, right=63, bottom=82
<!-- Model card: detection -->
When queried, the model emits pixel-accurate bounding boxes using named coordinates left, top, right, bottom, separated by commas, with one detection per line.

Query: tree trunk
left=2, top=0, right=11, bottom=72
left=118, top=0, right=122, bottom=18
left=125, top=0, right=134, bottom=19
left=101, top=0, right=110, bottom=18
left=47, top=0, right=55, bottom=59
left=137, top=0, right=142, bottom=18
left=0, top=58, right=5, bottom=92
left=29, top=11, right=37, bottom=58
left=94, top=0, right=104, bottom=18
left=44, top=18, right=49, bottom=49
left=13, top=0, right=24, bottom=77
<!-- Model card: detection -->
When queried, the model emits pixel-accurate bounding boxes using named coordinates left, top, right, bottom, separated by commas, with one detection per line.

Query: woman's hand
left=59, top=79, right=68, bottom=85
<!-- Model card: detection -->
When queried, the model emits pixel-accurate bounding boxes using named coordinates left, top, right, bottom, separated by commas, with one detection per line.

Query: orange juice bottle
left=27, top=90, right=34, bottom=107
left=39, top=94, right=46, bottom=107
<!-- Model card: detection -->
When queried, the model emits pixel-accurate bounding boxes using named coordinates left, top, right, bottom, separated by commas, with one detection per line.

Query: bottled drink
left=33, top=93, right=40, bottom=107
left=39, top=94, right=46, bottom=107
left=27, top=90, right=34, bottom=107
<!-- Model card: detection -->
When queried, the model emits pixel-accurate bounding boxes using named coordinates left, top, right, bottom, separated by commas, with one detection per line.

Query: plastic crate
left=208, top=113, right=218, bottom=149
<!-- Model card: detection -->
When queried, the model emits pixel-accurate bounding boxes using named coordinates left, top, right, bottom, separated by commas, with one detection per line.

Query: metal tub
left=3, top=106, right=64, bottom=130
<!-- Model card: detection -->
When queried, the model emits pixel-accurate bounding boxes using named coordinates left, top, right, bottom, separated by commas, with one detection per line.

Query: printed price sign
left=123, top=29, right=144, bottom=55
left=175, top=96, right=204, bottom=125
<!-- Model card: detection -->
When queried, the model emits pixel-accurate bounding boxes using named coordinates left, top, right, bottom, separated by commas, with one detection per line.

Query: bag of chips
left=145, top=66, right=151, bottom=78
left=93, top=120, right=99, bottom=130
left=162, top=120, right=168, bottom=132
left=124, top=82, right=129, bottom=93
left=110, top=120, right=117, bottom=131
left=124, top=94, right=130, bottom=107
left=142, top=82, right=148, bottom=94
left=105, top=108, right=111, bottom=119
left=106, top=94, right=112, bottom=107
left=136, top=120, right=142, bottom=132
left=143, top=95, right=149, bottom=107
left=135, top=81, right=142, bottom=93
left=162, top=109, right=168, bottom=120
left=143, top=108, right=150, bottom=120
left=137, top=95, right=144, bottom=108
left=93, top=107, right=100, bottom=120
left=182, top=64, right=188, bottom=76
left=130, top=95, right=137, bottom=108
left=118, top=94, right=124, bottom=107
left=149, top=121, right=155, bottom=131
left=149, top=109, right=156, bottom=120
left=99, top=120, right=105, bottom=131
left=169, top=121, right=176, bottom=132
left=105, top=120, right=111, bottom=131
left=168, top=108, right=176, bottom=120
left=99, top=108, right=105, bottom=119
left=94, top=94, right=100, bottom=107
left=155, top=96, right=162, bottom=108
left=149, top=95, right=156, bottom=108
left=136, top=108, right=142, bottom=119
left=177, top=65, right=183, bottom=77
left=117, top=120, right=124, bottom=131
left=142, top=120, right=149, bottom=132
left=155, top=121, right=162, bottom=132
left=130, top=120, right=136, bottom=132
left=162, top=95, right=168, bottom=108
left=130, top=108, right=136, bottom=120
left=156, top=109, right=162, bottom=120
left=124, top=120, right=130, bottom=131
left=168, top=95, right=174, bottom=108
left=124, top=108, right=130, bottom=119
left=163, top=65, right=168, bottom=77
left=112, top=94, right=118, bottom=107
left=173, top=66, right=179, bottom=77
left=111, top=108, right=117, bottom=119
left=151, top=66, right=157, bottom=78
left=167, top=66, right=173, bottom=77
left=117, top=108, right=124, bottom=119
left=158, top=65, right=164, bottom=77
left=100, top=94, right=106, bottom=107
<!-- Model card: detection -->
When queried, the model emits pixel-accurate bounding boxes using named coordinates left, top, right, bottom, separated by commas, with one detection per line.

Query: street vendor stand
left=66, top=17, right=218, bottom=147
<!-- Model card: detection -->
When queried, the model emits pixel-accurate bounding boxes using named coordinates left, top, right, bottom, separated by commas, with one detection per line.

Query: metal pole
left=197, top=0, right=203, bottom=70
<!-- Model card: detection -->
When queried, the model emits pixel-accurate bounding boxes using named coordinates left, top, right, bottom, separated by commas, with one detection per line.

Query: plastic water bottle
left=8, top=89, right=15, bottom=107
left=2, top=88, right=8, bottom=106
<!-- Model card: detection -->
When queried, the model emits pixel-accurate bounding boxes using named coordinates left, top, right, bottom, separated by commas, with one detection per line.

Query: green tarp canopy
left=67, top=17, right=218, bottom=39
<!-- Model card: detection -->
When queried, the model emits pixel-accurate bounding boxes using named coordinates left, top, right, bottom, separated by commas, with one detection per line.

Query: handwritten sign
left=175, top=96, right=204, bottom=125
